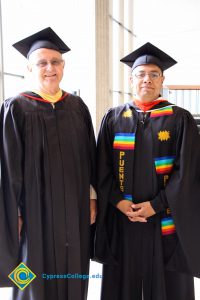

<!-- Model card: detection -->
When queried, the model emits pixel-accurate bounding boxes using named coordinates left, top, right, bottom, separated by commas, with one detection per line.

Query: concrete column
left=118, top=0, right=124, bottom=105
left=95, top=0, right=112, bottom=132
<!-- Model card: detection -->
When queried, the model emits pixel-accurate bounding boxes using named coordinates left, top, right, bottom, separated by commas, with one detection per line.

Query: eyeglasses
left=34, top=59, right=64, bottom=68
left=134, top=71, right=162, bottom=80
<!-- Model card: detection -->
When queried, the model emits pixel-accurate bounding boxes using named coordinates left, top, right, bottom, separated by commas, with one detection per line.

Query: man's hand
left=90, top=199, right=97, bottom=224
left=126, top=201, right=155, bottom=222
left=116, top=200, right=133, bottom=215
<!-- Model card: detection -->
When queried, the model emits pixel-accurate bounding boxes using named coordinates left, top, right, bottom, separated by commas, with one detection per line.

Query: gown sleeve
left=94, top=111, right=123, bottom=264
left=150, top=190, right=168, bottom=213
left=97, top=111, right=124, bottom=207
left=87, top=106, right=97, bottom=192
left=78, top=98, right=97, bottom=259
left=153, top=110, right=200, bottom=277
left=0, top=99, right=24, bottom=286
left=79, top=97, right=96, bottom=191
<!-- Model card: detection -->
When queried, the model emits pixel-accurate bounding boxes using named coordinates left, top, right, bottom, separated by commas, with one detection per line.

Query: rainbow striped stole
left=161, top=217, right=176, bottom=235
left=151, top=106, right=173, bottom=118
left=113, top=133, right=135, bottom=150
left=123, top=194, right=133, bottom=201
left=154, top=156, right=175, bottom=174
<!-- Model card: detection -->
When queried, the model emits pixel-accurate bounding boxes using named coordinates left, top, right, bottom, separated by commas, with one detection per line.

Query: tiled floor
left=1, top=262, right=199, bottom=299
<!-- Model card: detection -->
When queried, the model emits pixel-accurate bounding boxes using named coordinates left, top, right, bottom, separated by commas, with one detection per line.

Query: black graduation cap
left=12, top=27, right=71, bottom=58
left=120, top=42, right=177, bottom=71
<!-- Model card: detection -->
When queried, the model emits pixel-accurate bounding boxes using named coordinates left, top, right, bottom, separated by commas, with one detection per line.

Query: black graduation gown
left=0, top=91, right=96, bottom=300
left=94, top=101, right=200, bottom=300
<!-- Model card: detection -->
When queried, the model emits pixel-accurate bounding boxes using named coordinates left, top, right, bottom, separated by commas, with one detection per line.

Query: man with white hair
left=0, top=27, right=96, bottom=300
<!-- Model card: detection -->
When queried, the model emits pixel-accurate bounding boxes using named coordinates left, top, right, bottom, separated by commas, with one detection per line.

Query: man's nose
left=143, top=74, right=152, bottom=82
left=46, top=62, right=54, bottom=69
